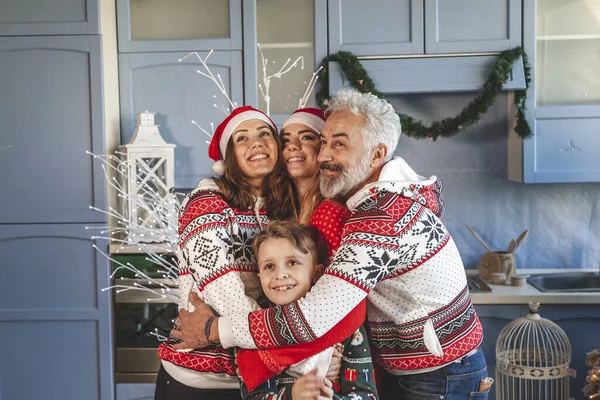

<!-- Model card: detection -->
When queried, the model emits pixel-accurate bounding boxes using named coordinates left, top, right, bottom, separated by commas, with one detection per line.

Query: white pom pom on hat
left=207, top=106, right=276, bottom=176
left=211, top=160, right=225, bottom=175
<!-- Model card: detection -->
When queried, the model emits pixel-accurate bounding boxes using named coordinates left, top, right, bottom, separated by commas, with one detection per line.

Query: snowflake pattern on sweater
left=158, top=180, right=268, bottom=376
left=224, top=158, right=483, bottom=373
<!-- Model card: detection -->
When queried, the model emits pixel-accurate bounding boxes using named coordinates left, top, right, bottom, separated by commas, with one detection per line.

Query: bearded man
left=173, top=89, right=489, bottom=400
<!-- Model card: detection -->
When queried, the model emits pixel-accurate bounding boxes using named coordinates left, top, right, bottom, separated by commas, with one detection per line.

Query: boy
left=240, top=220, right=378, bottom=400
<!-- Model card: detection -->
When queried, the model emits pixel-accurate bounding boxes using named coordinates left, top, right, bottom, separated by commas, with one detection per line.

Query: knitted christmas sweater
left=219, top=158, right=483, bottom=373
left=158, top=179, right=267, bottom=388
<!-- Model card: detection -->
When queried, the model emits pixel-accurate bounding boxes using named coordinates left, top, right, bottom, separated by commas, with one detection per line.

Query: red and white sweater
left=158, top=179, right=267, bottom=388
left=219, top=158, right=483, bottom=373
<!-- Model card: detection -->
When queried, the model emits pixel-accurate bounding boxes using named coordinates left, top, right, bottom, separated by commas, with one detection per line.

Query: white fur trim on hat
left=220, top=111, right=275, bottom=158
left=212, top=160, right=226, bottom=176
left=282, top=112, right=325, bottom=134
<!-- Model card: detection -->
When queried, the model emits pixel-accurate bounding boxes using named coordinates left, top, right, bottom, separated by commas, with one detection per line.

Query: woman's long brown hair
left=297, top=174, right=324, bottom=224
left=214, top=127, right=299, bottom=221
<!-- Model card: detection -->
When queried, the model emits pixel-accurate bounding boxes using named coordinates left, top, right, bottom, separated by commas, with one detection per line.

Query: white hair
left=325, top=89, right=401, bottom=160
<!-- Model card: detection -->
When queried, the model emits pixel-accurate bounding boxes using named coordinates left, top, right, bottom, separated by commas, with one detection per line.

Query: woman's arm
left=178, top=190, right=263, bottom=318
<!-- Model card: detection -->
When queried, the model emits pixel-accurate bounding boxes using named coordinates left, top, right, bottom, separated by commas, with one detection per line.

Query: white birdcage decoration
left=118, top=111, right=176, bottom=243
left=496, top=302, right=571, bottom=400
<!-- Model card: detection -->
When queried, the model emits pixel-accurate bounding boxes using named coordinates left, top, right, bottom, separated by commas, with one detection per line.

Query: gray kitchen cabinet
left=0, top=224, right=113, bottom=400
left=508, top=0, right=600, bottom=183
left=116, top=0, right=242, bottom=53
left=543, top=306, right=600, bottom=400
left=328, top=0, right=520, bottom=56
left=243, top=0, right=328, bottom=125
left=474, top=304, right=529, bottom=400
left=327, top=55, right=526, bottom=95
left=475, top=303, right=600, bottom=400
left=424, top=0, right=521, bottom=54
left=0, top=0, right=99, bottom=35
left=328, top=0, right=424, bottom=56
left=0, top=35, right=107, bottom=224
left=118, top=50, right=244, bottom=189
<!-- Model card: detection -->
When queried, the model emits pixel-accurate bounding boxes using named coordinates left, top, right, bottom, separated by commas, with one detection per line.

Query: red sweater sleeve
left=237, top=200, right=362, bottom=391
left=309, top=200, right=351, bottom=266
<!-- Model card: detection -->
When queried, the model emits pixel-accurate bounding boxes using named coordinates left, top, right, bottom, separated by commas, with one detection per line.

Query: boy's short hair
left=253, top=220, right=323, bottom=264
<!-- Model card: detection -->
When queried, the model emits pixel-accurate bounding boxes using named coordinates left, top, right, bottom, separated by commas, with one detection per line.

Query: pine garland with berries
left=316, top=47, right=532, bottom=140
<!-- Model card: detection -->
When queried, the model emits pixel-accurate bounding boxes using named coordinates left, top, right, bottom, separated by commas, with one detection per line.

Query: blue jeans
left=380, top=348, right=490, bottom=400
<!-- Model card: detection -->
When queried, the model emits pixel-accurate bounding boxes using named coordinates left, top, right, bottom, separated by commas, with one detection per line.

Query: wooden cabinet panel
left=0, top=223, right=113, bottom=400
left=527, top=115, right=600, bottom=183
left=328, top=0, right=424, bottom=56
left=425, top=0, right=521, bottom=53
left=116, top=384, right=156, bottom=400
left=0, top=0, right=99, bottom=35
left=0, top=36, right=106, bottom=223
left=508, top=0, right=600, bottom=183
left=116, top=0, right=242, bottom=52
left=543, top=306, right=600, bottom=400
left=119, top=51, right=243, bottom=189
left=243, top=0, right=328, bottom=125
left=474, top=304, right=529, bottom=400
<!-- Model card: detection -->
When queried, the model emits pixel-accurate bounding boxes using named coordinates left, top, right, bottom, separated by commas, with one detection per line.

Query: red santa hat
left=208, top=106, right=276, bottom=175
left=281, top=107, right=326, bottom=134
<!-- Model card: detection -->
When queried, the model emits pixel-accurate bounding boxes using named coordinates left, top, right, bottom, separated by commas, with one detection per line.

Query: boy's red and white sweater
left=219, top=157, right=483, bottom=374
left=158, top=179, right=268, bottom=388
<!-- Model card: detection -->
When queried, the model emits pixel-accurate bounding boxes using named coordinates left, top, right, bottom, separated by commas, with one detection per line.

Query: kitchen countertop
left=467, top=268, right=600, bottom=305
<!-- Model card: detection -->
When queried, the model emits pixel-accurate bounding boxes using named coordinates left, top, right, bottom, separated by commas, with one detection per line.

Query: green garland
left=316, top=47, right=532, bottom=140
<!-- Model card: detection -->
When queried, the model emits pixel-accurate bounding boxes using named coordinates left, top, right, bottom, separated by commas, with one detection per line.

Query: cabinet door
left=510, top=0, right=600, bottom=183
left=116, top=383, right=156, bottom=400
left=0, top=0, right=99, bottom=35
left=542, top=306, right=600, bottom=400
left=243, top=0, right=327, bottom=125
left=474, top=304, right=529, bottom=400
left=0, top=36, right=107, bottom=224
left=425, top=0, right=521, bottom=54
left=0, top=224, right=113, bottom=400
left=116, top=0, right=242, bottom=52
left=119, top=51, right=243, bottom=189
left=328, top=0, right=424, bottom=56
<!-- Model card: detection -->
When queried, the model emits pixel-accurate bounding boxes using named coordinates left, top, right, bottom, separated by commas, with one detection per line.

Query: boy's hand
left=320, top=379, right=334, bottom=400
left=325, top=347, right=343, bottom=381
left=292, top=370, right=329, bottom=400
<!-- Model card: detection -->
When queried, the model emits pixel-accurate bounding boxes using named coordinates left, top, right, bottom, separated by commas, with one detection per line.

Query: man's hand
left=291, top=370, right=331, bottom=400
left=170, top=292, right=217, bottom=349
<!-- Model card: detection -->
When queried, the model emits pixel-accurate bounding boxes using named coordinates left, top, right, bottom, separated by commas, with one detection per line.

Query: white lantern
left=118, top=111, right=176, bottom=243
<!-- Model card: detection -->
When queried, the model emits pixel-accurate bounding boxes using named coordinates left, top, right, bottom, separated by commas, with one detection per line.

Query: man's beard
left=319, top=155, right=372, bottom=199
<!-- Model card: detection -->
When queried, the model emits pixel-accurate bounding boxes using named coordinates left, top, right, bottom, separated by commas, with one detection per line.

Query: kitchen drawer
left=116, top=383, right=156, bottom=400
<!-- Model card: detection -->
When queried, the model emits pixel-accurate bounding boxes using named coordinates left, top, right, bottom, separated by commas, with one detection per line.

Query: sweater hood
left=346, top=157, right=444, bottom=217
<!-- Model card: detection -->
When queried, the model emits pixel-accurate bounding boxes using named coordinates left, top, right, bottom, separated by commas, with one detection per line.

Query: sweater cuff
left=218, top=316, right=236, bottom=349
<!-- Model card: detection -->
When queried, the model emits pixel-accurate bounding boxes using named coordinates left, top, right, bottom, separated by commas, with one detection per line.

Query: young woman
left=280, top=108, right=326, bottom=224
left=155, top=106, right=298, bottom=400
left=280, top=107, right=349, bottom=262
